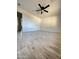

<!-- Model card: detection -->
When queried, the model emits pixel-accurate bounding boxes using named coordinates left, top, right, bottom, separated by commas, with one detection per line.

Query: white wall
left=22, top=14, right=60, bottom=32
left=22, top=15, right=40, bottom=32
left=40, top=16, right=61, bottom=32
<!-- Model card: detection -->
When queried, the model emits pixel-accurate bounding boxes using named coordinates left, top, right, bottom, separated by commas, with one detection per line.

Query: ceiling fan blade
left=38, top=4, right=42, bottom=8
left=41, top=11, right=43, bottom=14
left=44, top=10, right=48, bottom=13
left=36, top=9, right=41, bottom=11
left=44, top=5, right=50, bottom=9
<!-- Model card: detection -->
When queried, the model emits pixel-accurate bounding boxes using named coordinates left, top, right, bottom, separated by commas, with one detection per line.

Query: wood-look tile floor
left=17, top=31, right=61, bottom=59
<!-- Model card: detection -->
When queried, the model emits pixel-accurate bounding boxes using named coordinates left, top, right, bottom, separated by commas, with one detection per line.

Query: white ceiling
left=17, top=0, right=60, bottom=18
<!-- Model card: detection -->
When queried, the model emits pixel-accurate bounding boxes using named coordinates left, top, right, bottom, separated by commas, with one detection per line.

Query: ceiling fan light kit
left=36, top=4, right=50, bottom=14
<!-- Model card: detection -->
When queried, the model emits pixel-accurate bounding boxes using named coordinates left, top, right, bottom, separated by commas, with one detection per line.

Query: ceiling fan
left=36, top=4, right=50, bottom=14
